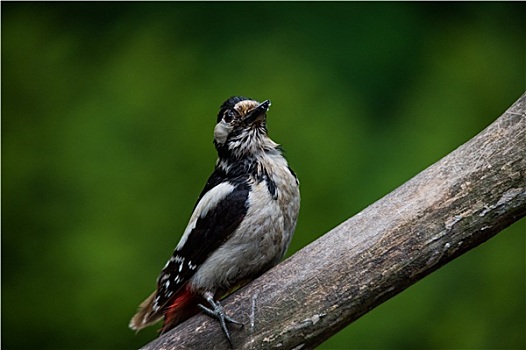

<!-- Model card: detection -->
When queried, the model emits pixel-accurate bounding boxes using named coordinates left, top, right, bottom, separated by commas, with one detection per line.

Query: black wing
left=153, top=175, right=250, bottom=311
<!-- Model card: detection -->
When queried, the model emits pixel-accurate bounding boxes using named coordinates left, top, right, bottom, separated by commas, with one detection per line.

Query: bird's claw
left=198, top=295, right=243, bottom=347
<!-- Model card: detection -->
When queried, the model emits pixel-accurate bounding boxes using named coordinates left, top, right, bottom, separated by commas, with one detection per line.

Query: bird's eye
left=223, top=110, right=235, bottom=123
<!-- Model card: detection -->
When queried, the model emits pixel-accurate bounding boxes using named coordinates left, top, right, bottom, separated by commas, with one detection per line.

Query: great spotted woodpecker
left=129, top=97, right=300, bottom=344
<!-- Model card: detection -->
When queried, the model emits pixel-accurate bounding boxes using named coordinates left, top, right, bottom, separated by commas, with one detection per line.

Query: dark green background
left=2, top=2, right=524, bottom=349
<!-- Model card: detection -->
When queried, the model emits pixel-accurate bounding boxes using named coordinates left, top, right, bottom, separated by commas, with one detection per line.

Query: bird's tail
left=161, top=286, right=199, bottom=334
left=129, top=291, right=162, bottom=332
left=129, top=285, right=199, bottom=334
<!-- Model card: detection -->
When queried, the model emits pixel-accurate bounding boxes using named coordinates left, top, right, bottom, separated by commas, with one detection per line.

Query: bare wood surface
left=141, top=93, right=526, bottom=350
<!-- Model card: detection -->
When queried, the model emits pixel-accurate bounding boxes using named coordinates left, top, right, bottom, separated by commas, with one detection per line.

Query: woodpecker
left=129, top=96, right=300, bottom=344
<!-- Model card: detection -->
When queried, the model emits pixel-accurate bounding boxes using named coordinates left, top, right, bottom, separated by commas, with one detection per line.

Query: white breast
left=189, top=156, right=300, bottom=293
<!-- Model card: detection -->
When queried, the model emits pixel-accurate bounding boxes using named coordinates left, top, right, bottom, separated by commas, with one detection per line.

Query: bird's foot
left=198, top=292, right=243, bottom=347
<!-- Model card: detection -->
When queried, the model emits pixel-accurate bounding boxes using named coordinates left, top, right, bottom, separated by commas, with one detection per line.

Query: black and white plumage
left=130, top=97, right=300, bottom=343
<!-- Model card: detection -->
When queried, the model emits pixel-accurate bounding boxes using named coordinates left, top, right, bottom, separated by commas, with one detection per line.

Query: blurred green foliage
left=2, top=2, right=524, bottom=349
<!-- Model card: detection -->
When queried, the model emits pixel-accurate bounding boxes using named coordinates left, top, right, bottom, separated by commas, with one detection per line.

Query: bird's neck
left=216, top=139, right=284, bottom=180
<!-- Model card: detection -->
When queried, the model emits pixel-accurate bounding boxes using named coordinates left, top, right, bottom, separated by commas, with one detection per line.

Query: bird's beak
left=244, top=100, right=271, bottom=124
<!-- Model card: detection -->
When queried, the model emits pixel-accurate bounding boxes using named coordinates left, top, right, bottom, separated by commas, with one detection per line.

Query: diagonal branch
left=141, top=93, right=526, bottom=350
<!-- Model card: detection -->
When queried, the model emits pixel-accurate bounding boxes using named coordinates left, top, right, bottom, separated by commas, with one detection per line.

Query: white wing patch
left=175, top=182, right=235, bottom=250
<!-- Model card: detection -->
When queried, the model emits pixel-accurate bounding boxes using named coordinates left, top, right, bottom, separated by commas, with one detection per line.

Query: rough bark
left=141, top=93, right=526, bottom=350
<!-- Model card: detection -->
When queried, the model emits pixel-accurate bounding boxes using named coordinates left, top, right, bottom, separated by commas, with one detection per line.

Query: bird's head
left=214, top=96, right=274, bottom=159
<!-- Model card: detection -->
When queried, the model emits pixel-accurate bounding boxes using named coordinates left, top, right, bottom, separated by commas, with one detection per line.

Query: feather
left=129, top=291, right=162, bottom=331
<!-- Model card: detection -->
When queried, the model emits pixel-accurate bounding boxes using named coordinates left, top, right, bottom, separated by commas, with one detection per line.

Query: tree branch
left=141, top=93, right=526, bottom=350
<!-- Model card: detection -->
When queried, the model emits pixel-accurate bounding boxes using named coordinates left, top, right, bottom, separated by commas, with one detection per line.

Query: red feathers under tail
left=160, top=285, right=200, bottom=334
left=130, top=284, right=200, bottom=334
